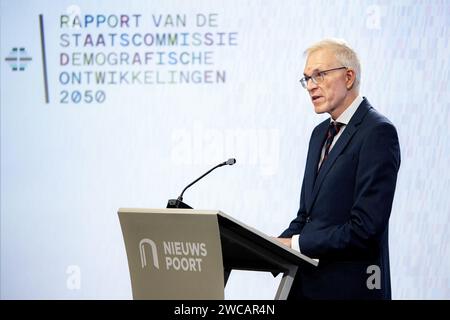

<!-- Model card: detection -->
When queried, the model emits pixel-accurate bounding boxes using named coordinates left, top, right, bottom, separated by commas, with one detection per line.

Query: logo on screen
left=139, top=238, right=159, bottom=269
left=4, top=47, right=32, bottom=71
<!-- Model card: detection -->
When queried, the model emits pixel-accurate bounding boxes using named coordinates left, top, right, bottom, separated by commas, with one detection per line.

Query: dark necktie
left=321, top=121, right=344, bottom=166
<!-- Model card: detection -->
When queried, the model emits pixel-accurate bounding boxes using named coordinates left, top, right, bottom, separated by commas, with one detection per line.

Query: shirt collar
left=333, top=95, right=363, bottom=125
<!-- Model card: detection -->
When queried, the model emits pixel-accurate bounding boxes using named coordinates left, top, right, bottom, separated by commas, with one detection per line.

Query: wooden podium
left=118, top=208, right=318, bottom=300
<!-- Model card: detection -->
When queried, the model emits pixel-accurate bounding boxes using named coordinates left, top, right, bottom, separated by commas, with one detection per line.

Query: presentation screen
left=1, top=0, right=449, bottom=299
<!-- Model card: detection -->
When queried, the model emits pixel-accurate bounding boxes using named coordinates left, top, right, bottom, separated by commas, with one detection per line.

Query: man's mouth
left=311, top=95, right=322, bottom=102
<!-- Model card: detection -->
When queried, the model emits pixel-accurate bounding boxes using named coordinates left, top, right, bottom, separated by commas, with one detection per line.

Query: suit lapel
left=306, top=98, right=372, bottom=214
left=304, top=121, right=328, bottom=211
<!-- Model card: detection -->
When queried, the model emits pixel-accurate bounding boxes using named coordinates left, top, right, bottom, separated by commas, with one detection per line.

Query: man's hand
left=272, top=237, right=292, bottom=248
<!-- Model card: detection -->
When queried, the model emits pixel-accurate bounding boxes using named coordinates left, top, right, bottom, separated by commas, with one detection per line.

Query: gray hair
left=305, top=38, right=361, bottom=89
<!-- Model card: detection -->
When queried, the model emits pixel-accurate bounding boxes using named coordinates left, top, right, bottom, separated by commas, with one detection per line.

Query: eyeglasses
left=299, top=66, right=347, bottom=89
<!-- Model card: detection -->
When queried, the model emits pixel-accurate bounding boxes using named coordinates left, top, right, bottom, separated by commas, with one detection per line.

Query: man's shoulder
left=359, top=104, right=399, bottom=149
left=358, top=98, right=397, bottom=131
left=364, top=106, right=397, bottom=131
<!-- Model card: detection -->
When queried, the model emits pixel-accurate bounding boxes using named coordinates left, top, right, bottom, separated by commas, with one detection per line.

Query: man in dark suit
left=276, top=39, right=401, bottom=299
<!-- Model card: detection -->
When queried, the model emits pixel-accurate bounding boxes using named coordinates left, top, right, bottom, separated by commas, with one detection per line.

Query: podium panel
left=118, top=208, right=318, bottom=300
left=119, top=209, right=225, bottom=299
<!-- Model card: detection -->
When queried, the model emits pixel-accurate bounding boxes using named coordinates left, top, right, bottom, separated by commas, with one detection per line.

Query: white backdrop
left=1, top=0, right=449, bottom=299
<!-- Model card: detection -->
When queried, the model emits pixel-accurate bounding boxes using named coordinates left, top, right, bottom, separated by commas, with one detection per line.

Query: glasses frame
left=299, top=66, right=347, bottom=89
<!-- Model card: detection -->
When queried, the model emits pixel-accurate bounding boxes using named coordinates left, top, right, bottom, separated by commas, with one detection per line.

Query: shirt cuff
left=291, top=234, right=301, bottom=253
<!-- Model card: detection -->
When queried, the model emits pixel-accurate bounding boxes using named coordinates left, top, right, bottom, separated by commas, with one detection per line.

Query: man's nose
left=306, top=78, right=318, bottom=91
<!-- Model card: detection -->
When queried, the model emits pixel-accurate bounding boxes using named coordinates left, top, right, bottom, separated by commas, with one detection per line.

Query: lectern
left=118, top=208, right=318, bottom=300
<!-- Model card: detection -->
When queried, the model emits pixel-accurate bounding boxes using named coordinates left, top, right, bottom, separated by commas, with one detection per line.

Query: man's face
left=303, top=49, right=350, bottom=118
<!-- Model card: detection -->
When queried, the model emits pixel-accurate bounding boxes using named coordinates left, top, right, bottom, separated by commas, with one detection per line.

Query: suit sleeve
left=279, top=126, right=319, bottom=238
left=279, top=169, right=307, bottom=238
left=298, top=122, right=401, bottom=258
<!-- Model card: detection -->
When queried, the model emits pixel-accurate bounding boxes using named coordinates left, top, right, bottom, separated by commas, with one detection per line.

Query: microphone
left=167, top=158, right=236, bottom=209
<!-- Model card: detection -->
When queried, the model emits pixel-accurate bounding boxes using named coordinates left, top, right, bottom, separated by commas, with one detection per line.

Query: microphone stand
left=167, top=159, right=235, bottom=209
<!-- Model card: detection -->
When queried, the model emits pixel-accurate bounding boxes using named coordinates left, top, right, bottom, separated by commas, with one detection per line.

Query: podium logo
left=138, top=238, right=208, bottom=272
left=139, top=238, right=159, bottom=269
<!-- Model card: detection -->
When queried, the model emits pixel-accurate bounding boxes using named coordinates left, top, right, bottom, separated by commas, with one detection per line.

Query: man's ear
left=346, top=69, right=356, bottom=90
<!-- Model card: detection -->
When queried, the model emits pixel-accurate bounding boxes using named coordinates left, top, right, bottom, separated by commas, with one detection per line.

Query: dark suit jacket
left=280, top=98, right=401, bottom=300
